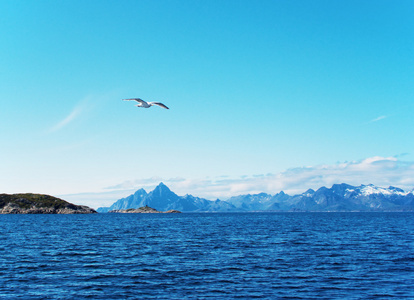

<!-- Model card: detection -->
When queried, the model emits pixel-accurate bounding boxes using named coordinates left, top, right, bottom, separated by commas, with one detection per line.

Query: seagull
left=123, top=98, right=169, bottom=109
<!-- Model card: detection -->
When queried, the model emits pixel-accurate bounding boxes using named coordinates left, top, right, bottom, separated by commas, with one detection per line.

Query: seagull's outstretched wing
left=149, top=102, right=169, bottom=109
left=123, top=98, right=147, bottom=105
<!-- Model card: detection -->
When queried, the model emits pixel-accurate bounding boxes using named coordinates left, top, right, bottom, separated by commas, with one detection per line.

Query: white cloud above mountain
left=100, top=156, right=414, bottom=202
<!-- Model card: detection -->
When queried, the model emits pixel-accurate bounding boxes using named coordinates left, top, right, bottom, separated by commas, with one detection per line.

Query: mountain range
left=97, top=182, right=414, bottom=212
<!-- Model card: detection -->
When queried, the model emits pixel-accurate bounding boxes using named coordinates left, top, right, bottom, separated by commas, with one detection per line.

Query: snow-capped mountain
left=97, top=183, right=414, bottom=212
left=282, top=183, right=414, bottom=211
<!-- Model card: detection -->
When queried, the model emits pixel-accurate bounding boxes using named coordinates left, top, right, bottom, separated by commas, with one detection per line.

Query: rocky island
left=109, top=205, right=181, bottom=214
left=0, top=193, right=97, bottom=214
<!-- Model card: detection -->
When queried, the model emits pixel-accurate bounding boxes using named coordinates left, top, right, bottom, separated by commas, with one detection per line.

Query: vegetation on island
left=1, top=193, right=73, bottom=209
left=0, top=193, right=96, bottom=214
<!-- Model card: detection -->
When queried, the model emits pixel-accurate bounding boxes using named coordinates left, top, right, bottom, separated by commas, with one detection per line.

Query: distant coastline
left=2, top=182, right=413, bottom=214
left=109, top=205, right=181, bottom=214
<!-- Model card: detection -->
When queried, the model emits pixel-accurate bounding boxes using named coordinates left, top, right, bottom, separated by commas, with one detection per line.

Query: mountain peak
left=134, top=188, right=147, bottom=196
left=304, top=188, right=315, bottom=195
left=155, top=182, right=170, bottom=191
left=150, top=182, right=175, bottom=198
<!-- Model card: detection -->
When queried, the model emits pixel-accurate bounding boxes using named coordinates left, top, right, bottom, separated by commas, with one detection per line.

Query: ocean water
left=0, top=213, right=413, bottom=299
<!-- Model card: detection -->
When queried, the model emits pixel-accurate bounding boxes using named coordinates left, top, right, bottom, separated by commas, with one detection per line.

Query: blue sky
left=1, top=0, right=413, bottom=208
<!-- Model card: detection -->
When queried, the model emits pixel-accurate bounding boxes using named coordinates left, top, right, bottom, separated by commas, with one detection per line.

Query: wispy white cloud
left=60, top=189, right=136, bottom=209
left=46, top=95, right=97, bottom=133
left=369, top=115, right=387, bottom=123
left=394, top=152, right=409, bottom=159
left=48, top=105, right=83, bottom=133
left=104, top=176, right=186, bottom=190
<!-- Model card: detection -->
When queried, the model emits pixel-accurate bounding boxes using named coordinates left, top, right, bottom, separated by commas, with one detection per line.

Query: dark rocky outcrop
left=0, top=193, right=96, bottom=214
left=109, top=205, right=181, bottom=214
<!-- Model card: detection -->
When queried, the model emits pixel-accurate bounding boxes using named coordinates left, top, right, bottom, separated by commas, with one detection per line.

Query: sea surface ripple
left=0, top=212, right=413, bottom=299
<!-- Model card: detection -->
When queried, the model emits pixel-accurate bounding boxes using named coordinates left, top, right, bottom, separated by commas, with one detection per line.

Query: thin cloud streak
left=369, top=115, right=387, bottom=123
left=46, top=94, right=98, bottom=133
left=48, top=105, right=84, bottom=133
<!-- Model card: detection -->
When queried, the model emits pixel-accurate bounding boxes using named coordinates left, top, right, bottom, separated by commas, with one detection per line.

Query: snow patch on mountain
left=359, top=184, right=409, bottom=196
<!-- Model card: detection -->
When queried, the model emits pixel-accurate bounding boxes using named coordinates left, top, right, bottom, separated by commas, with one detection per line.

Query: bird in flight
left=123, top=98, right=169, bottom=109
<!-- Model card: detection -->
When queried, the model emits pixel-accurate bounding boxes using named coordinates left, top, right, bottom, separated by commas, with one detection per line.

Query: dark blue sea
left=0, top=213, right=413, bottom=299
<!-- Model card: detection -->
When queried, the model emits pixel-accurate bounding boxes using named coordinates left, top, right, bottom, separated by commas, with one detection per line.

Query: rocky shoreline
left=0, top=193, right=96, bottom=214
left=109, top=205, right=181, bottom=214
